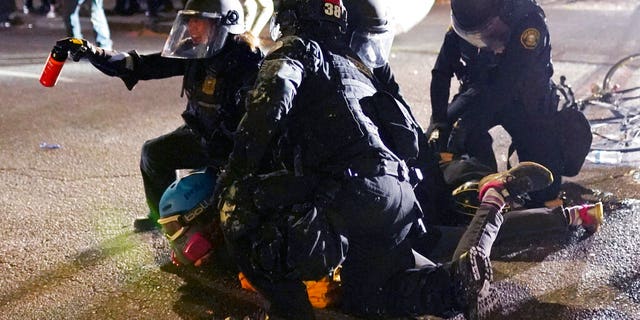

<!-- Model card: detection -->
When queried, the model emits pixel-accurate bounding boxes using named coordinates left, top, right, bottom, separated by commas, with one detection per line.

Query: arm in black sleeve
left=224, top=37, right=314, bottom=182
left=430, top=29, right=462, bottom=124
left=89, top=51, right=186, bottom=90
left=373, top=63, right=421, bottom=129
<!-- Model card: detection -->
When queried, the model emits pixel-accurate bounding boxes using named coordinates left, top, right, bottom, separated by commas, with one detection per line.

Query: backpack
left=359, top=91, right=422, bottom=162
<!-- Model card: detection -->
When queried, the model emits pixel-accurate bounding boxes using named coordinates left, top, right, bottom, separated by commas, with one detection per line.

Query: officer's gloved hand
left=217, top=175, right=263, bottom=241
left=55, top=37, right=98, bottom=62
left=425, top=121, right=452, bottom=153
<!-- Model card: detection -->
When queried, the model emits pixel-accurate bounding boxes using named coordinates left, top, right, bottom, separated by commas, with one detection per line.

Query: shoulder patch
left=520, top=28, right=541, bottom=49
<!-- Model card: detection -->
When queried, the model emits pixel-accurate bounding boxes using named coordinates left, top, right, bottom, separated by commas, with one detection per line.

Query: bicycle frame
left=556, top=53, right=640, bottom=153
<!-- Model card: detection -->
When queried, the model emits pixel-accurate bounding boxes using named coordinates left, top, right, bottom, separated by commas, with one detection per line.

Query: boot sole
left=479, top=161, right=553, bottom=198
left=457, top=246, right=498, bottom=320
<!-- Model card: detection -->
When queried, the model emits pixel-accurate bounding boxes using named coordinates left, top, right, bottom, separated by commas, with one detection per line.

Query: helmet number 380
left=323, top=1, right=342, bottom=19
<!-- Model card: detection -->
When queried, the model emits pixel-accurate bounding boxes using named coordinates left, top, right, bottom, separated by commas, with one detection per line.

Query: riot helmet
left=269, top=0, right=347, bottom=41
left=161, top=0, right=245, bottom=59
left=157, top=167, right=221, bottom=266
left=450, top=0, right=510, bottom=53
left=345, top=0, right=394, bottom=69
left=451, top=180, right=480, bottom=220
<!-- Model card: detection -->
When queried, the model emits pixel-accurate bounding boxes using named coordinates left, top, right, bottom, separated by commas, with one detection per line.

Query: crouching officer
left=428, top=0, right=564, bottom=206
left=51, top=0, right=263, bottom=231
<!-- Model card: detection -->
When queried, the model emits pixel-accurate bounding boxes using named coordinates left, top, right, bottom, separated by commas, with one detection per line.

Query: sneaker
left=565, top=202, right=604, bottom=233
left=452, top=246, right=497, bottom=320
left=46, top=9, right=56, bottom=19
left=478, top=161, right=554, bottom=207
left=133, top=215, right=159, bottom=232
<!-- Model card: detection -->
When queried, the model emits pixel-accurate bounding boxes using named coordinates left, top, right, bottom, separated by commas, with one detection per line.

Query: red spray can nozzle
left=39, top=47, right=68, bottom=87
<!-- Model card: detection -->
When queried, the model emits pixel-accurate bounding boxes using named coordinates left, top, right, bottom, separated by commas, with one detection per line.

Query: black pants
left=139, top=125, right=218, bottom=219
left=447, top=88, right=563, bottom=205
left=413, top=206, right=569, bottom=263
left=0, top=0, right=16, bottom=21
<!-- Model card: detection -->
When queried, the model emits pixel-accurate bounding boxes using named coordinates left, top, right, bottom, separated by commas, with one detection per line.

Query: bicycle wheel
left=602, top=53, right=640, bottom=112
left=590, top=116, right=640, bottom=151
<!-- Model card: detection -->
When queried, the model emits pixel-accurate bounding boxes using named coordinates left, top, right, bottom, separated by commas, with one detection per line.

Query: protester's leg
left=241, top=0, right=257, bottom=36
left=0, top=0, right=15, bottom=23
left=449, top=162, right=553, bottom=319
left=453, top=162, right=554, bottom=258
left=494, top=206, right=568, bottom=244
left=139, top=126, right=211, bottom=227
left=62, top=0, right=83, bottom=38
left=90, top=0, right=112, bottom=49
left=250, top=0, right=273, bottom=37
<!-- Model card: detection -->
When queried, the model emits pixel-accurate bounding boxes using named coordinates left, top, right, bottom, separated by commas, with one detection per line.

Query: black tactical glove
left=55, top=37, right=98, bottom=62
left=425, top=121, right=452, bottom=153
left=55, top=37, right=139, bottom=89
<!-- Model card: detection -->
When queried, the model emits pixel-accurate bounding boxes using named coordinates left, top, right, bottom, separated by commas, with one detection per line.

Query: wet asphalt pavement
left=1, top=0, right=640, bottom=319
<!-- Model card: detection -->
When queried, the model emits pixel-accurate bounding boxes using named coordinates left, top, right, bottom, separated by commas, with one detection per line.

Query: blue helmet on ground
left=157, top=167, right=222, bottom=266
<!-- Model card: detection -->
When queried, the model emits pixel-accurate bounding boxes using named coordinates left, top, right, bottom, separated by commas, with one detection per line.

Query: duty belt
left=343, top=158, right=409, bottom=181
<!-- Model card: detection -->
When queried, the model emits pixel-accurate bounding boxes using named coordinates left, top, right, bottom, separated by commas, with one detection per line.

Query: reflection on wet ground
left=486, top=183, right=640, bottom=320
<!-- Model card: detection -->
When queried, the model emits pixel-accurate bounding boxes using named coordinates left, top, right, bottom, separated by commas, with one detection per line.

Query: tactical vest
left=181, top=43, right=257, bottom=143
left=286, top=48, right=392, bottom=173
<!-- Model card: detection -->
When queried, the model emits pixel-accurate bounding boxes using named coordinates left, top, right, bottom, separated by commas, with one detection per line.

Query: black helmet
left=344, top=0, right=394, bottom=68
left=451, top=180, right=480, bottom=219
left=451, top=0, right=503, bottom=30
left=346, top=0, right=389, bottom=33
left=161, top=0, right=245, bottom=59
left=450, top=0, right=510, bottom=52
left=270, top=0, right=347, bottom=40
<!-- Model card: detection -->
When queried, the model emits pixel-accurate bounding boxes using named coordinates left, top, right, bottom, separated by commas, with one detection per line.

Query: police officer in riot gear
left=217, top=0, right=554, bottom=319
left=428, top=0, right=563, bottom=206
left=56, top=0, right=263, bottom=230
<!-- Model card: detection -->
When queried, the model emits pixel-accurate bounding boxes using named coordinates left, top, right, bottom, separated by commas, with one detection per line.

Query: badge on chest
left=202, top=75, right=217, bottom=95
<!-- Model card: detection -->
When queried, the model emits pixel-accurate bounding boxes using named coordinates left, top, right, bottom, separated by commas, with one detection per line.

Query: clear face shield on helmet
left=349, top=27, right=394, bottom=69
left=161, top=10, right=231, bottom=59
left=451, top=14, right=510, bottom=53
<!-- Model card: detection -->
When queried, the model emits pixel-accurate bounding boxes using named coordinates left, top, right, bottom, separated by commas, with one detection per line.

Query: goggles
left=157, top=197, right=213, bottom=240
left=157, top=214, right=187, bottom=241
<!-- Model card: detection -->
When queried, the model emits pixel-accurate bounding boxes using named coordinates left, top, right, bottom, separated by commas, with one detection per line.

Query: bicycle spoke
left=590, top=118, right=640, bottom=152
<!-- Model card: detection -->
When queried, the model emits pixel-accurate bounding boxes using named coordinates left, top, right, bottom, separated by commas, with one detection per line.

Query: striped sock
left=481, top=187, right=506, bottom=210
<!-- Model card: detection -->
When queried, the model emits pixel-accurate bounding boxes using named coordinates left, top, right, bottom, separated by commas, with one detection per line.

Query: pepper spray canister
left=39, top=46, right=68, bottom=87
